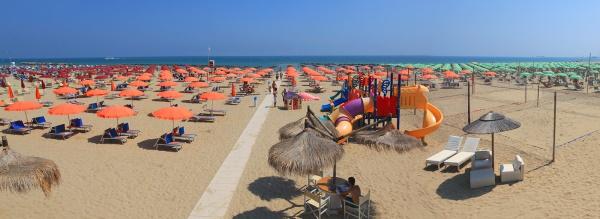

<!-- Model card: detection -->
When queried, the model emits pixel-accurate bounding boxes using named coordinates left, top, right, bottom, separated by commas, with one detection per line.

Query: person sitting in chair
left=340, top=177, right=361, bottom=208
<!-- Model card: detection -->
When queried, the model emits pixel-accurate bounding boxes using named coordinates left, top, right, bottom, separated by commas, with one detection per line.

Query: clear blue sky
left=1, top=0, right=599, bottom=58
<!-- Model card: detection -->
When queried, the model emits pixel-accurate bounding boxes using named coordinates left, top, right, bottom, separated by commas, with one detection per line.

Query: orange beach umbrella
left=151, top=106, right=193, bottom=129
left=129, top=80, right=149, bottom=87
left=5, top=101, right=43, bottom=122
left=188, top=81, right=209, bottom=88
left=53, top=86, right=78, bottom=96
left=158, top=81, right=177, bottom=87
left=48, top=103, right=86, bottom=121
left=157, top=90, right=183, bottom=99
left=96, top=105, right=136, bottom=125
left=119, top=89, right=145, bottom=106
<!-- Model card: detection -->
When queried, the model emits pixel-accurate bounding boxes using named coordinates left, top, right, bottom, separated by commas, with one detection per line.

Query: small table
left=316, top=176, right=349, bottom=212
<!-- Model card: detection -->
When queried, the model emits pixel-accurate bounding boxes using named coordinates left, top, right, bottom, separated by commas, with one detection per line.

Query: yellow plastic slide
left=398, top=85, right=444, bottom=140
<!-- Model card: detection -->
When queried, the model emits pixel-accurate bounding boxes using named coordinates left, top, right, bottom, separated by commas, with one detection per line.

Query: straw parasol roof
left=463, top=111, right=521, bottom=170
left=278, top=107, right=337, bottom=140
left=462, top=111, right=521, bottom=134
left=0, top=140, right=61, bottom=197
left=352, top=123, right=423, bottom=153
left=268, top=128, right=343, bottom=176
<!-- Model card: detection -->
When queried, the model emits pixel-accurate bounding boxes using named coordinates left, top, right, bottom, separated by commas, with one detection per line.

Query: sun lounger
left=189, top=114, right=216, bottom=123
left=41, top=101, right=54, bottom=107
left=444, top=137, right=480, bottom=170
left=500, top=155, right=525, bottom=183
left=0, top=118, right=12, bottom=126
left=47, top=124, right=75, bottom=140
left=100, top=128, right=127, bottom=144
left=6, top=120, right=32, bottom=134
left=201, top=109, right=226, bottom=116
left=425, top=135, right=463, bottom=168
left=31, top=116, right=52, bottom=129
left=69, top=118, right=93, bottom=132
left=226, top=97, right=241, bottom=105
left=67, top=99, right=85, bottom=105
left=87, top=102, right=100, bottom=112
left=173, top=126, right=196, bottom=143
left=154, top=133, right=182, bottom=151
left=117, top=122, right=140, bottom=138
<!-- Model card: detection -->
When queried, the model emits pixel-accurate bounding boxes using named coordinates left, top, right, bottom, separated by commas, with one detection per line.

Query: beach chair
left=6, top=120, right=32, bottom=134
left=303, top=188, right=330, bottom=219
left=67, top=99, right=85, bottom=105
left=31, top=116, right=52, bottom=129
left=116, top=84, right=128, bottom=91
left=203, top=109, right=226, bottom=116
left=47, top=124, right=75, bottom=140
left=500, top=155, right=525, bottom=183
left=226, top=97, right=241, bottom=105
left=425, top=135, right=463, bottom=169
left=183, top=87, right=196, bottom=93
left=443, top=137, right=479, bottom=171
left=0, top=118, right=12, bottom=126
left=189, top=114, right=216, bottom=122
left=153, top=133, right=183, bottom=151
left=173, top=126, right=196, bottom=143
left=469, top=150, right=495, bottom=188
left=86, top=102, right=100, bottom=112
left=99, top=101, right=106, bottom=108
left=117, top=122, right=140, bottom=138
left=343, top=190, right=371, bottom=219
left=100, top=128, right=127, bottom=144
left=69, top=118, right=93, bottom=132
left=41, top=101, right=54, bottom=107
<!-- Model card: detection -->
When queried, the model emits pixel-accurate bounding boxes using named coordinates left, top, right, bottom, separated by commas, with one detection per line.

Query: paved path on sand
left=188, top=93, right=274, bottom=219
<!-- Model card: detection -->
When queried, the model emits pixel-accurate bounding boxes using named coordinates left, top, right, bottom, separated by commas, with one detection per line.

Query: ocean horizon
left=1, top=55, right=596, bottom=67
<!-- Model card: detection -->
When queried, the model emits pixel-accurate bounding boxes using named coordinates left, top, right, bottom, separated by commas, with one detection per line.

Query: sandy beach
left=2, top=71, right=600, bottom=219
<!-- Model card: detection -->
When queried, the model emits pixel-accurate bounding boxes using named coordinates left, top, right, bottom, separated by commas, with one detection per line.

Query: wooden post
left=397, top=73, right=401, bottom=130
left=374, top=78, right=378, bottom=128
left=491, top=133, right=495, bottom=171
left=524, top=82, right=528, bottom=103
left=537, top=82, right=540, bottom=107
left=552, top=91, right=557, bottom=162
left=467, top=81, right=471, bottom=124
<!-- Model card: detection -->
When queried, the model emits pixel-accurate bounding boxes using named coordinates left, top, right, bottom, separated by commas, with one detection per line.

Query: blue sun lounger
left=48, top=124, right=75, bottom=140
left=6, top=120, right=32, bottom=134
left=154, top=133, right=182, bottom=151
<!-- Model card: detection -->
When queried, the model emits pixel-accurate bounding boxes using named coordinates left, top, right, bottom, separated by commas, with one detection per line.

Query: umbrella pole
left=467, top=81, right=471, bottom=124
left=552, top=91, right=557, bottom=163
left=491, top=133, right=495, bottom=172
left=332, top=161, right=337, bottom=189
left=25, top=111, right=28, bottom=124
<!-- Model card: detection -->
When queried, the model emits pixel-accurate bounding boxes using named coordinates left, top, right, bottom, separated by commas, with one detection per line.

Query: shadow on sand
left=232, top=207, right=288, bottom=219
left=248, top=176, right=301, bottom=201
left=436, top=172, right=494, bottom=200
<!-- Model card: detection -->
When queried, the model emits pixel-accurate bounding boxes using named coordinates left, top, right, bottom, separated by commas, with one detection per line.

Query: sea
left=0, top=56, right=594, bottom=67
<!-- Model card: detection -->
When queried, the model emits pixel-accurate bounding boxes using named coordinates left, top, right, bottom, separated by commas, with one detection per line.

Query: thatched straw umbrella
left=278, top=106, right=337, bottom=140
left=0, top=136, right=61, bottom=197
left=352, top=123, right=423, bottom=152
left=269, top=128, right=343, bottom=176
left=463, top=111, right=521, bottom=171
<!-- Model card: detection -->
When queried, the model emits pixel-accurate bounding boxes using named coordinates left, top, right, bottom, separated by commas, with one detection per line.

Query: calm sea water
left=0, top=56, right=590, bottom=67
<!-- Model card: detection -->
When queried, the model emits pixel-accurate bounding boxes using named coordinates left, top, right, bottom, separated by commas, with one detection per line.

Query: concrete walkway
left=188, top=94, right=273, bottom=219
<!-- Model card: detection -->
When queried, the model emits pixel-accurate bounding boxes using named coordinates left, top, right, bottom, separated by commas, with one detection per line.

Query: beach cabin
left=283, top=92, right=302, bottom=110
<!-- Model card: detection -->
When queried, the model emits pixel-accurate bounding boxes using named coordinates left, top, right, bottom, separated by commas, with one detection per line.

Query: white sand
left=2, top=76, right=600, bottom=219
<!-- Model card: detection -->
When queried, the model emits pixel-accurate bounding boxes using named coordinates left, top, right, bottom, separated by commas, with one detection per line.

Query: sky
left=1, top=0, right=599, bottom=58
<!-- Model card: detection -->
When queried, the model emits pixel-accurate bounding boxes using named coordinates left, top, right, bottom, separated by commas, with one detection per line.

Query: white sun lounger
left=444, top=137, right=480, bottom=170
left=425, top=135, right=463, bottom=168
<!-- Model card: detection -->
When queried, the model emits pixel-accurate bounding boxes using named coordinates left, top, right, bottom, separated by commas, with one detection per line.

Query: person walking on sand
left=273, top=90, right=277, bottom=107
left=253, top=95, right=258, bottom=107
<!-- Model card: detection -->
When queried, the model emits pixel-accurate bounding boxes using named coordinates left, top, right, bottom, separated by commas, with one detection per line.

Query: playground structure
left=321, top=80, right=443, bottom=143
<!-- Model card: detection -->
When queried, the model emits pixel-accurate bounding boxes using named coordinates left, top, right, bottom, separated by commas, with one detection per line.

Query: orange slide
left=328, top=85, right=443, bottom=141
left=397, top=85, right=444, bottom=140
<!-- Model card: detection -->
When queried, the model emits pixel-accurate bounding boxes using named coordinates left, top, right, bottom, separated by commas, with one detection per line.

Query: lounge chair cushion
left=444, top=152, right=475, bottom=167
left=426, top=150, right=457, bottom=165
